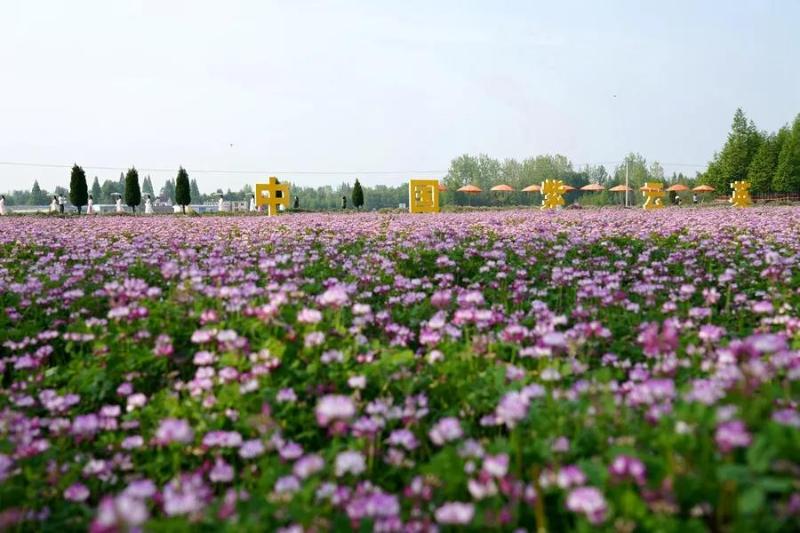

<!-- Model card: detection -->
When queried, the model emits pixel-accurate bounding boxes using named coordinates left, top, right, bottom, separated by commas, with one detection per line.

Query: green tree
left=90, top=176, right=102, bottom=202
left=30, top=180, right=47, bottom=205
left=69, top=164, right=88, bottom=213
left=175, top=167, right=191, bottom=213
left=161, top=178, right=176, bottom=204
left=773, top=115, right=800, bottom=193
left=101, top=179, right=122, bottom=203
left=705, top=108, right=762, bottom=192
left=125, top=167, right=142, bottom=213
left=190, top=179, right=201, bottom=202
left=352, top=179, right=364, bottom=209
left=142, top=175, right=155, bottom=198
left=747, top=129, right=786, bottom=193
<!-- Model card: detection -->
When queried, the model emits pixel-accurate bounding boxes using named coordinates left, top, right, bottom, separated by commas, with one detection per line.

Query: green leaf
left=738, top=486, right=765, bottom=515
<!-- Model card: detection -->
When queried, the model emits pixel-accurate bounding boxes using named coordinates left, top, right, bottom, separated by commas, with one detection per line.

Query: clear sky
left=1, top=0, right=798, bottom=193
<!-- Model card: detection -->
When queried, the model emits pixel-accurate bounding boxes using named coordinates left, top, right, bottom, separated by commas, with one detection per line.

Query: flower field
left=1, top=208, right=799, bottom=532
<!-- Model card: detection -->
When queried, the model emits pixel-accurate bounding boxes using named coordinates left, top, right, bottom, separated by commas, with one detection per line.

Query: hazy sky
left=2, top=0, right=798, bottom=193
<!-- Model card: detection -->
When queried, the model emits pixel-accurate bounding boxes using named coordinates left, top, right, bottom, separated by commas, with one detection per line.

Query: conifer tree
left=175, top=167, right=191, bottom=213
left=69, top=164, right=88, bottom=214
left=773, top=115, right=800, bottom=193
left=352, top=179, right=364, bottom=209
left=125, top=167, right=142, bottom=213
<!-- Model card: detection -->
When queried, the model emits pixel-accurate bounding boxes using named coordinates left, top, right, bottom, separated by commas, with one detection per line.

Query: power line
left=0, top=161, right=448, bottom=175
left=0, top=159, right=709, bottom=175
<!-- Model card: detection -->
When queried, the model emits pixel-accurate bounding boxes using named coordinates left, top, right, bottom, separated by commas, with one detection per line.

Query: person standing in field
left=0, top=195, right=6, bottom=216
left=115, top=196, right=123, bottom=213
left=249, top=194, right=256, bottom=212
left=86, top=194, right=94, bottom=214
left=58, top=195, right=65, bottom=214
left=692, top=193, right=698, bottom=205
left=145, top=194, right=154, bottom=214
left=342, top=196, right=347, bottom=209
left=50, top=195, right=58, bottom=213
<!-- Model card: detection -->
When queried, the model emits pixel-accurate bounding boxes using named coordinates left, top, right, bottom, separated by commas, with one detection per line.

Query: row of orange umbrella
left=453, top=183, right=717, bottom=193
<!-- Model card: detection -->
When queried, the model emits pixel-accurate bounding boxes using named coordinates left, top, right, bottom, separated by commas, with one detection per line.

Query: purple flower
left=609, top=455, right=646, bottom=485
left=317, top=285, right=349, bottom=308
left=429, top=417, right=463, bottom=446
left=715, top=420, right=752, bottom=453
left=557, top=465, right=586, bottom=489
left=335, top=450, right=366, bottom=477
left=155, top=418, right=194, bottom=445
left=435, top=502, right=475, bottom=525
left=202, top=431, right=243, bottom=448
left=316, top=395, right=356, bottom=427
left=274, top=475, right=301, bottom=494
left=297, top=308, right=323, bottom=324
left=64, top=482, right=90, bottom=502
left=239, top=439, right=265, bottom=459
left=71, top=414, right=99, bottom=438
left=495, top=391, right=530, bottom=428
left=293, top=454, right=325, bottom=479
left=163, top=473, right=211, bottom=516
left=566, top=486, right=607, bottom=524
left=209, top=458, right=235, bottom=483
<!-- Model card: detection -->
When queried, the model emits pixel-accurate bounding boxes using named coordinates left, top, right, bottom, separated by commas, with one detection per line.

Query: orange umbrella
left=521, top=184, right=540, bottom=192
left=490, top=184, right=514, bottom=192
left=457, top=185, right=482, bottom=193
left=667, top=184, right=689, bottom=192
left=562, top=185, right=576, bottom=192
left=580, top=183, right=605, bottom=192
left=692, top=184, right=715, bottom=192
left=608, top=184, right=632, bottom=192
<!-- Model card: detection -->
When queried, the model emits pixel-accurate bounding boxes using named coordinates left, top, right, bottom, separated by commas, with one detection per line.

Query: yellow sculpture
left=729, top=181, right=752, bottom=208
left=408, top=179, right=440, bottom=213
left=642, top=182, right=665, bottom=210
left=540, top=179, right=566, bottom=210
left=255, top=177, right=290, bottom=216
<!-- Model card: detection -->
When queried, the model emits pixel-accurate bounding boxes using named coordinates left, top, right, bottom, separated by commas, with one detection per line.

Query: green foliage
left=351, top=179, right=364, bottom=209
left=773, top=115, right=800, bottom=193
left=142, top=175, right=155, bottom=198
left=30, top=180, right=47, bottom=205
left=90, top=176, right=102, bottom=202
left=125, top=167, right=142, bottom=212
left=189, top=178, right=201, bottom=202
left=175, top=167, right=191, bottom=212
left=69, top=164, right=88, bottom=213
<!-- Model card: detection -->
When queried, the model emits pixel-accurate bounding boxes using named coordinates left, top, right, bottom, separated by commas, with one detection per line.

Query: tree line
left=699, top=108, right=800, bottom=194
left=4, top=107, right=798, bottom=209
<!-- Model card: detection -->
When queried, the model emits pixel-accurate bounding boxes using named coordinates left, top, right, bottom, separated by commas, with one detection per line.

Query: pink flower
left=154, top=418, right=194, bottom=445
left=317, top=285, right=349, bottom=308
left=715, top=420, right=752, bottom=453
left=566, top=486, right=607, bottom=524
left=64, top=482, right=90, bottom=502
left=435, top=502, right=475, bottom=525
left=335, top=450, right=366, bottom=477
left=297, top=308, right=323, bottom=324
left=429, top=417, right=463, bottom=446
left=316, top=395, right=356, bottom=427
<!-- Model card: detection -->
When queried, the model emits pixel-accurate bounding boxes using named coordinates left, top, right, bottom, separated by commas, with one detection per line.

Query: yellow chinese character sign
left=729, top=181, right=752, bottom=208
left=540, top=179, right=566, bottom=210
left=255, top=177, right=290, bottom=217
left=642, top=182, right=665, bottom=210
left=408, top=179, right=440, bottom=213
